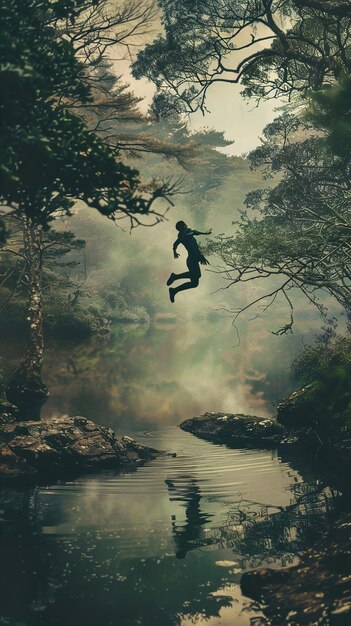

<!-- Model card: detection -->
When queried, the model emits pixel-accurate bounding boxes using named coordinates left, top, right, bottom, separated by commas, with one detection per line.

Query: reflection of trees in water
left=166, top=475, right=338, bottom=568
left=0, top=477, right=339, bottom=626
left=209, top=483, right=337, bottom=567
left=41, top=324, right=203, bottom=425
left=0, top=318, right=306, bottom=425
left=41, top=327, right=151, bottom=421
left=0, top=487, right=240, bottom=626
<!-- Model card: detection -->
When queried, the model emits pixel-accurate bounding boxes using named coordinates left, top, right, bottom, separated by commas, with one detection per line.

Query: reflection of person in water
left=166, top=477, right=213, bottom=559
left=167, top=221, right=212, bottom=303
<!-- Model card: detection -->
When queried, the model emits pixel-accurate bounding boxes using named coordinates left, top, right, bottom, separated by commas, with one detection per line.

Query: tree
left=0, top=216, right=87, bottom=319
left=0, top=212, right=90, bottom=418
left=132, top=0, right=351, bottom=114
left=130, top=0, right=351, bottom=336
left=76, top=57, right=237, bottom=215
left=76, top=58, right=210, bottom=168
left=0, top=0, right=177, bottom=419
left=206, top=112, right=351, bottom=333
left=58, top=0, right=157, bottom=67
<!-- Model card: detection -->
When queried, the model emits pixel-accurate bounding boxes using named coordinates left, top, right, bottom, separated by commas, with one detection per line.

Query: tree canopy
left=0, top=0, right=175, bottom=230
left=132, top=0, right=351, bottom=114
left=0, top=0, right=180, bottom=418
left=130, top=0, right=351, bottom=329
left=206, top=107, right=351, bottom=331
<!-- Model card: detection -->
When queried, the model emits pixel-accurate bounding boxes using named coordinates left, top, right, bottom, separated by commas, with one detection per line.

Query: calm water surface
left=0, top=320, right=338, bottom=626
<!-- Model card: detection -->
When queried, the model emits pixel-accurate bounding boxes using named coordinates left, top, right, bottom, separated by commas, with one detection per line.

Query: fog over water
left=0, top=312, right=325, bottom=436
left=42, top=319, right=309, bottom=428
left=0, top=190, right=335, bottom=433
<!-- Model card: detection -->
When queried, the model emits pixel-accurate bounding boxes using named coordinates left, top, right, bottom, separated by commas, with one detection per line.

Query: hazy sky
left=189, top=85, right=280, bottom=156
left=119, top=62, right=279, bottom=156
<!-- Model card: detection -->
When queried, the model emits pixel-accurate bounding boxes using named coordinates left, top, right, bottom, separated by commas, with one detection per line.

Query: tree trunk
left=6, top=216, right=48, bottom=420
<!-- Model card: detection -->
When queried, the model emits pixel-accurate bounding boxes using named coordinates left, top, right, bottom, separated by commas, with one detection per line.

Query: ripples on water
left=0, top=426, right=338, bottom=626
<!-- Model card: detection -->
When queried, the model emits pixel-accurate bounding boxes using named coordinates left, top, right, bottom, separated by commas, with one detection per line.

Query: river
left=0, top=319, right=339, bottom=626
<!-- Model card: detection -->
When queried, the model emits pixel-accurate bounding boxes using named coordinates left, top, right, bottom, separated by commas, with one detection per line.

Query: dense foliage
left=132, top=0, right=351, bottom=115
left=131, top=0, right=351, bottom=331
left=0, top=0, right=178, bottom=416
left=289, top=331, right=351, bottom=438
left=206, top=109, right=351, bottom=330
left=0, top=0, right=173, bottom=228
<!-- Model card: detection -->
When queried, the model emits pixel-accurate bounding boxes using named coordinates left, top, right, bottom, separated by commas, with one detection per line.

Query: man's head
left=176, top=220, right=187, bottom=232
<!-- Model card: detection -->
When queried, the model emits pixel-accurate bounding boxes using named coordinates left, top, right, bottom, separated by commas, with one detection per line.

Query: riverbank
left=0, top=407, right=161, bottom=484
left=179, top=410, right=351, bottom=624
left=241, top=510, right=351, bottom=625
left=179, top=411, right=320, bottom=450
left=0, top=421, right=329, bottom=626
left=180, top=408, right=351, bottom=476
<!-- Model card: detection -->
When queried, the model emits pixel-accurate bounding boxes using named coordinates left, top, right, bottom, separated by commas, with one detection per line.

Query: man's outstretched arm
left=192, top=228, right=212, bottom=236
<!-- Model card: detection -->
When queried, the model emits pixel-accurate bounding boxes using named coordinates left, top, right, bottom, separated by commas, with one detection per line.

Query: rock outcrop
left=0, top=412, right=160, bottom=484
left=276, top=383, right=320, bottom=428
left=179, top=410, right=328, bottom=453
left=180, top=412, right=285, bottom=446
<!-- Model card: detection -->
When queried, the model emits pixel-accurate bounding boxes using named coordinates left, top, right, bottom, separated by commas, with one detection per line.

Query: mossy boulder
left=277, top=367, right=351, bottom=441
left=180, top=412, right=285, bottom=447
left=0, top=414, right=161, bottom=484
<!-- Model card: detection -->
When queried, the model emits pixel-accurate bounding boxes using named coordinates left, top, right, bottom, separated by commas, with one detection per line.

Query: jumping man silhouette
left=167, top=221, right=211, bottom=303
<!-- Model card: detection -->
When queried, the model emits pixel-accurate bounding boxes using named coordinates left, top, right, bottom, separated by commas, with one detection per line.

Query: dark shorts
left=187, top=256, right=201, bottom=280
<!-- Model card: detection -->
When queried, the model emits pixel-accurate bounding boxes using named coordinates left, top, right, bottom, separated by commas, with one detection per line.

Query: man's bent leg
left=172, top=272, right=191, bottom=281
left=169, top=277, right=200, bottom=302
left=169, top=259, right=201, bottom=301
left=167, top=271, right=191, bottom=286
left=173, top=277, right=199, bottom=295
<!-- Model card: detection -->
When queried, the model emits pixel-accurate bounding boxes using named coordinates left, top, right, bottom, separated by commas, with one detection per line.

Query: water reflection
left=0, top=320, right=339, bottom=625
left=0, top=427, right=339, bottom=626
left=0, top=319, right=312, bottom=431
left=166, top=476, right=213, bottom=559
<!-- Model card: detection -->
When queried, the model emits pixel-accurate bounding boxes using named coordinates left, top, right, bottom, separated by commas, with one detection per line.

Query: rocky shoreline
left=2, top=389, right=350, bottom=623
left=179, top=410, right=351, bottom=476
left=179, top=408, right=351, bottom=625
left=0, top=402, right=160, bottom=484
left=179, top=411, right=321, bottom=450
left=241, top=512, right=351, bottom=625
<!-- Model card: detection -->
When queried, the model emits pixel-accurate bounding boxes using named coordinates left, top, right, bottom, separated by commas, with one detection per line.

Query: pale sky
left=188, top=84, right=280, bottom=156
left=117, top=63, right=280, bottom=156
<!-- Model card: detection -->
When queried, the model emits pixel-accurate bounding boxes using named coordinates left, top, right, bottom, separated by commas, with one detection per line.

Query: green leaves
left=208, top=106, right=351, bottom=329
left=1, top=1, right=175, bottom=228
left=308, top=76, right=351, bottom=159
left=133, top=0, right=351, bottom=112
